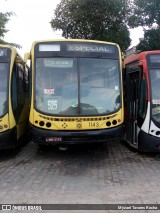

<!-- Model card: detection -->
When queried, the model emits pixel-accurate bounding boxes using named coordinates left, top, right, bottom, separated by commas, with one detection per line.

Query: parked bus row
left=0, top=40, right=160, bottom=152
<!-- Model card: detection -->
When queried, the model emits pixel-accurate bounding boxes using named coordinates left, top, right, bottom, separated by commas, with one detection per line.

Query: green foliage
left=128, top=0, right=160, bottom=51
left=0, top=12, right=13, bottom=39
left=136, top=28, right=160, bottom=51
left=50, top=0, right=132, bottom=51
left=128, top=0, right=160, bottom=28
left=0, top=11, right=21, bottom=48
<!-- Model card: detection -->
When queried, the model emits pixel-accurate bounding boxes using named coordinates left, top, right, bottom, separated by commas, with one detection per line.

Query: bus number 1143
left=89, top=122, right=99, bottom=128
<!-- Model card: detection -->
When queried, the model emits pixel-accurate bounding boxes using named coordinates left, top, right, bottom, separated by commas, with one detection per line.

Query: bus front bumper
left=138, top=130, right=160, bottom=152
left=30, top=124, right=123, bottom=145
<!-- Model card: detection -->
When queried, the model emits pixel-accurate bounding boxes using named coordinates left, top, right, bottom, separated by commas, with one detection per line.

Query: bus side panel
left=0, top=127, right=17, bottom=149
left=10, top=63, right=30, bottom=141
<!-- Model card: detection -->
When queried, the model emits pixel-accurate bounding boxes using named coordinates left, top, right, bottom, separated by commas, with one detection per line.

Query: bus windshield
left=35, top=57, right=120, bottom=115
left=150, top=69, right=160, bottom=123
left=0, top=63, right=8, bottom=117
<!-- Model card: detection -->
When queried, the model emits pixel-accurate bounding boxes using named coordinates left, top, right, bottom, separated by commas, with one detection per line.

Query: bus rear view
left=25, top=39, right=124, bottom=145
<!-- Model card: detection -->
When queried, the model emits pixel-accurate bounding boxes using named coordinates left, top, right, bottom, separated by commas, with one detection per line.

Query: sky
left=1, top=0, right=144, bottom=57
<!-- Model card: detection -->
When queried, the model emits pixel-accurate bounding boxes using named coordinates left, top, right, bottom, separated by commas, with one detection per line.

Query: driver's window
left=138, top=72, right=148, bottom=127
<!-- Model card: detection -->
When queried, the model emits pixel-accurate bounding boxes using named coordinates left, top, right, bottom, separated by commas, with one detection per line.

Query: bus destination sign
left=0, top=48, right=8, bottom=57
left=149, top=54, right=160, bottom=63
left=67, top=44, right=114, bottom=53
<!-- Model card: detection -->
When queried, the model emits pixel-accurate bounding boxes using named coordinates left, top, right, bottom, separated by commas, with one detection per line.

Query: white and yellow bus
left=25, top=39, right=124, bottom=146
left=0, top=45, right=29, bottom=149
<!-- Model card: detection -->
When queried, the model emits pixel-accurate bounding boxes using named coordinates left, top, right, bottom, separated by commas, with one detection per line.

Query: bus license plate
left=46, top=137, right=62, bottom=142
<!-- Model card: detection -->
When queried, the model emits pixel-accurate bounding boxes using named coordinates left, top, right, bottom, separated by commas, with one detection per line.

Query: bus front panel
left=29, top=40, right=124, bottom=144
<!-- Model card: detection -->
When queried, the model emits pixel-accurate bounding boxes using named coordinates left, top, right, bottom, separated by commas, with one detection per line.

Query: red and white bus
left=124, top=50, right=160, bottom=152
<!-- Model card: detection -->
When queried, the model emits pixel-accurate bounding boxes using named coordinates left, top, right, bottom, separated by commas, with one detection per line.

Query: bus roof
left=0, top=44, right=24, bottom=62
left=30, top=38, right=120, bottom=49
left=125, top=50, right=160, bottom=65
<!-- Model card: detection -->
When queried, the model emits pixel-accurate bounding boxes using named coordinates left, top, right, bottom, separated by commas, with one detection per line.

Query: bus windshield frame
left=147, top=54, right=160, bottom=124
left=34, top=41, right=121, bottom=116
left=0, top=47, right=11, bottom=118
left=0, top=62, right=9, bottom=117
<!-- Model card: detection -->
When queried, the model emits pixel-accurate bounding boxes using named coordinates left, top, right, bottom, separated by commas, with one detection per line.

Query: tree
left=128, top=0, right=160, bottom=51
left=50, top=0, right=132, bottom=51
left=136, top=28, right=160, bottom=51
left=0, top=11, right=20, bottom=48
left=128, top=0, right=160, bottom=28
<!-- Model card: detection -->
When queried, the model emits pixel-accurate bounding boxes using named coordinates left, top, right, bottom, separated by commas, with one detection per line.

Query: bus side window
left=16, top=64, right=25, bottom=116
left=138, top=72, right=148, bottom=127
left=11, top=64, right=18, bottom=121
left=17, top=64, right=25, bottom=92
left=24, top=65, right=29, bottom=93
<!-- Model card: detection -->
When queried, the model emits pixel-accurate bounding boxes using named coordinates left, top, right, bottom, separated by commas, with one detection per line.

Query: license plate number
left=46, top=137, right=62, bottom=142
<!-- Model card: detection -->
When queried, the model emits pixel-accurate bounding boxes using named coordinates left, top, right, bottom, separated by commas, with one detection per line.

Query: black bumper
left=0, top=127, right=17, bottom=149
left=138, top=130, right=160, bottom=152
left=30, top=124, right=123, bottom=145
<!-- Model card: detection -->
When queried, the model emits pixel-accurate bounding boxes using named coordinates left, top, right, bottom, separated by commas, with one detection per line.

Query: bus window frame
left=148, top=68, right=160, bottom=127
left=147, top=54, right=160, bottom=126
left=0, top=61, right=10, bottom=118
left=0, top=47, right=12, bottom=118
left=33, top=56, right=122, bottom=116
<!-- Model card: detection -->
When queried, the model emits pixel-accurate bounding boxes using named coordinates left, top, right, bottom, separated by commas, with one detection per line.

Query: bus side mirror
left=121, top=52, right=125, bottom=69
left=24, top=52, right=31, bottom=63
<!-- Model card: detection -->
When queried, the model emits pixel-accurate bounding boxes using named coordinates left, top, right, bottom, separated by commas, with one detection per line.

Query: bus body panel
left=31, top=109, right=123, bottom=130
left=30, top=123, right=123, bottom=145
left=141, top=102, right=150, bottom=133
left=0, top=114, right=9, bottom=132
left=0, top=45, right=29, bottom=149
left=138, top=129, right=160, bottom=152
left=16, top=96, right=30, bottom=139
left=0, top=127, right=17, bottom=149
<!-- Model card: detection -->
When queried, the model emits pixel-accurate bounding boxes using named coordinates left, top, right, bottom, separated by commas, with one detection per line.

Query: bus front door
left=125, top=70, right=141, bottom=145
